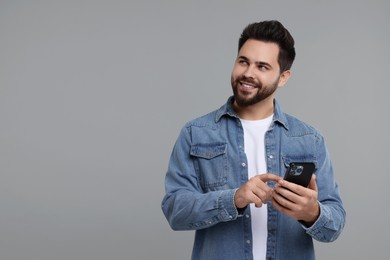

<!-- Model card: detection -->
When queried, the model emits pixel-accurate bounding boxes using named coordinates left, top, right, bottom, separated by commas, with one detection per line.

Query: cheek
left=231, top=67, right=241, bottom=81
left=230, top=72, right=237, bottom=84
left=230, top=74, right=234, bottom=85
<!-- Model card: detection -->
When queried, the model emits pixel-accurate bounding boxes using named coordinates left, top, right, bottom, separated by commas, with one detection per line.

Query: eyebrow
left=237, top=55, right=273, bottom=69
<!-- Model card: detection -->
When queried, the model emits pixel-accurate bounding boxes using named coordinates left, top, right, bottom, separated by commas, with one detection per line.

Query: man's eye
left=258, top=65, right=268, bottom=71
left=239, top=60, right=248, bottom=65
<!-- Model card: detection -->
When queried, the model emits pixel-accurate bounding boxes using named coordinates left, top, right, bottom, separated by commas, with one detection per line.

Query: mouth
left=240, top=81, right=257, bottom=90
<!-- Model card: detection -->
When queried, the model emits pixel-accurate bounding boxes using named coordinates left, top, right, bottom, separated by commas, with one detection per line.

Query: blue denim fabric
left=162, top=97, right=346, bottom=260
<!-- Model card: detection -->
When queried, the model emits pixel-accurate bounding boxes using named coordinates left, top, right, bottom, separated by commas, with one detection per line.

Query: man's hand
left=272, top=174, right=320, bottom=226
left=234, top=173, right=282, bottom=209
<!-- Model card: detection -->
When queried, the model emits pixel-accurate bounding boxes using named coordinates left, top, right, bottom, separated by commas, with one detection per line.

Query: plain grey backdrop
left=1, top=1, right=389, bottom=259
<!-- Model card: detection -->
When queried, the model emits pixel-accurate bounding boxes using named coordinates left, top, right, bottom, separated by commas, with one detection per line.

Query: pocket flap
left=190, top=143, right=227, bottom=160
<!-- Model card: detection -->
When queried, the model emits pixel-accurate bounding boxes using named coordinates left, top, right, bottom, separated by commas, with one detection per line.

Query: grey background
left=1, top=1, right=389, bottom=259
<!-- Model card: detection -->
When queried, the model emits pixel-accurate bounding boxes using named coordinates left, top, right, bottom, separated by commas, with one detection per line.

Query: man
left=161, top=20, right=345, bottom=260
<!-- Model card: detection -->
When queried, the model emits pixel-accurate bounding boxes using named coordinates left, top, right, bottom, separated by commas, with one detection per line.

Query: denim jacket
left=162, top=97, right=346, bottom=260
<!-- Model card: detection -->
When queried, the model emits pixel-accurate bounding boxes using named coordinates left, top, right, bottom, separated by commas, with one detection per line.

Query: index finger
left=257, top=173, right=282, bottom=183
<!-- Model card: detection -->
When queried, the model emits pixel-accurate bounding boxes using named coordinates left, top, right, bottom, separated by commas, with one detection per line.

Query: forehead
left=238, top=39, right=280, bottom=65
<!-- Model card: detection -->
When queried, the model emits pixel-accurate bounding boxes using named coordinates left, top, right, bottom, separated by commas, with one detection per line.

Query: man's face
left=231, top=39, right=287, bottom=107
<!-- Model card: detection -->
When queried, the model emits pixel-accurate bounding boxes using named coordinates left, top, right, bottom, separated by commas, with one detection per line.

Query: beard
left=231, top=75, right=279, bottom=107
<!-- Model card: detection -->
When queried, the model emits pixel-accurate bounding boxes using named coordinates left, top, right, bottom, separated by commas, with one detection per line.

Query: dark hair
left=238, top=20, right=296, bottom=72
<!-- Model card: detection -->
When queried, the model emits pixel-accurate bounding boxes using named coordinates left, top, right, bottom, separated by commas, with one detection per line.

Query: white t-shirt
left=241, top=114, right=273, bottom=260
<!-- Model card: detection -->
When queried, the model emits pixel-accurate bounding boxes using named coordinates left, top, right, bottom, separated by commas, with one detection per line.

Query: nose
left=243, top=64, right=256, bottom=79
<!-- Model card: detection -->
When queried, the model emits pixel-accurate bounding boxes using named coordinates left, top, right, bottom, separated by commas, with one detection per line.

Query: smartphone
left=284, top=162, right=315, bottom=187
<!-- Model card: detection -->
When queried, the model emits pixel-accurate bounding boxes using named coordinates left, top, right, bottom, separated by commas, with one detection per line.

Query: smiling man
left=231, top=39, right=290, bottom=119
left=162, top=20, right=346, bottom=260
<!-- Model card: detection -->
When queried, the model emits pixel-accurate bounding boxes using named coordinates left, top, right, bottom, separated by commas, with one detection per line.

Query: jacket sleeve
left=303, top=134, right=346, bottom=242
left=161, top=125, right=239, bottom=231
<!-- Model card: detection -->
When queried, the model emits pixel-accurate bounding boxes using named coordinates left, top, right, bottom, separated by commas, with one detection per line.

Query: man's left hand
left=272, top=174, right=320, bottom=226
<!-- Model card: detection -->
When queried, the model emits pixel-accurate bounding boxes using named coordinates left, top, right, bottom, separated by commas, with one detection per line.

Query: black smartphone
left=284, top=162, right=315, bottom=187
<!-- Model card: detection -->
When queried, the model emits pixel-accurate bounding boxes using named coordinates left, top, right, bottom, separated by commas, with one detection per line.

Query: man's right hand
left=234, top=173, right=282, bottom=209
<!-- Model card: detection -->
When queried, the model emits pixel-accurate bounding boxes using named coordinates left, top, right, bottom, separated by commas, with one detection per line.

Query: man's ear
left=278, top=70, right=291, bottom=87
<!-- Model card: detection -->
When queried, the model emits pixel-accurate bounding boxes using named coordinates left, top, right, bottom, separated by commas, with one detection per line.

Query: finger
left=254, top=200, right=263, bottom=208
left=272, top=191, right=294, bottom=211
left=257, top=173, right=282, bottom=183
left=251, top=193, right=264, bottom=207
left=253, top=187, right=272, bottom=204
left=307, top=174, right=318, bottom=192
left=271, top=197, right=284, bottom=212
left=277, top=179, right=305, bottom=196
left=274, top=185, right=299, bottom=204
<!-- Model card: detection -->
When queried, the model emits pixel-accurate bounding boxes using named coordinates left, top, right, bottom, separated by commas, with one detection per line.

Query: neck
left=233, top=97, right=274, bottom=120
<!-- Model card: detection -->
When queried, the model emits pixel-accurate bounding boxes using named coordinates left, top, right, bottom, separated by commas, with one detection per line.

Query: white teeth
left=242, top=84, right=255, bottom=89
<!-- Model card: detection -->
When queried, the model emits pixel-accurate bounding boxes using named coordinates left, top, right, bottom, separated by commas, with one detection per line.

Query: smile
left=240, top=82, right=256, bottom=89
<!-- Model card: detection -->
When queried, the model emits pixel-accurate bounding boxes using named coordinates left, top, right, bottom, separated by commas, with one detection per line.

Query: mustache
left=236, top=75, right=261, bottom=88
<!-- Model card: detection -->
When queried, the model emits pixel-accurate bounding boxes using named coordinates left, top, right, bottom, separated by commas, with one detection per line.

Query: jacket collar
left=215, top=96, right=289, bottom=130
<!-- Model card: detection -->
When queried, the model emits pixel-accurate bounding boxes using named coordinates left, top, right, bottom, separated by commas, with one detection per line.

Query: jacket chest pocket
left=190, top=143, right=228, bottom=190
